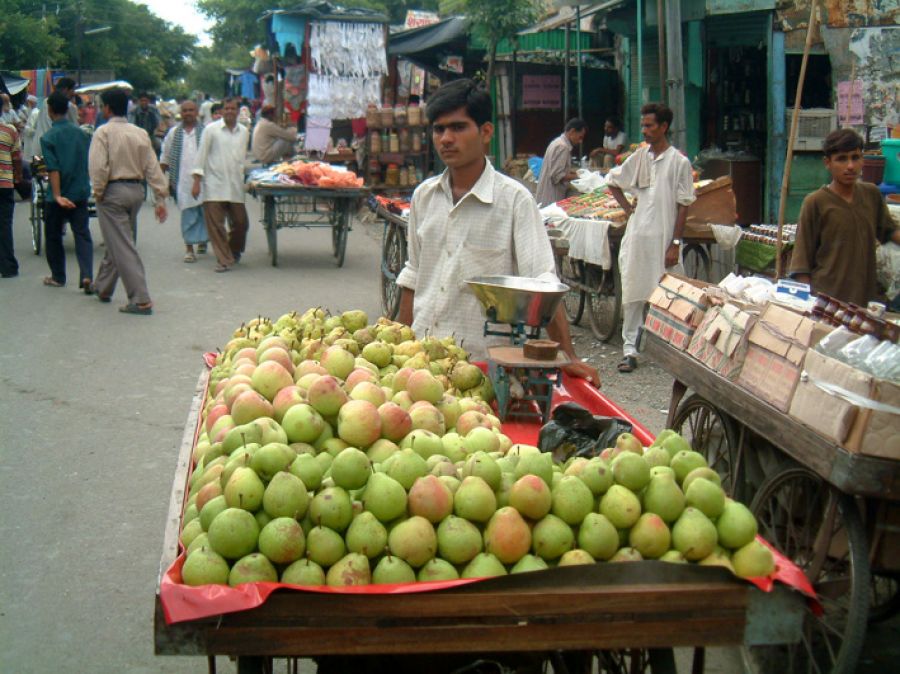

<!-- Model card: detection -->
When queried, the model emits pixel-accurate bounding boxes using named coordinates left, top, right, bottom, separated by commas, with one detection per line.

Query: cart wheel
left=744, top=467, right=870, bottom=674
left=671, top=394, right=743, bottom=499
left=594, top=648, right=653, bottom=673
left=683, top=243, right=711, bottom=281
left=586, top=262, right=621, bottom=343
left=30, top=188, right=42, bottom=255
left=264, top=197, right=277, bottom=267
left=870, top=574, right=900, bottom=623
left=333, top=206, right=350, bottom=267
left=381, top=222, right=407, bottom=320
left=556, top=253, right=585, bottom=325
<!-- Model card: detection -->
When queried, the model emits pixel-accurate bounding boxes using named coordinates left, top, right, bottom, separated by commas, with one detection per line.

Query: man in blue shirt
left=40, top=91, right=94, bottom=291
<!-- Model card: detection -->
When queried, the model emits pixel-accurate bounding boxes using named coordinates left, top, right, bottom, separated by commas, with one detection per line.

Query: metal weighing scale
left=467, top=275, right=572, bottom=424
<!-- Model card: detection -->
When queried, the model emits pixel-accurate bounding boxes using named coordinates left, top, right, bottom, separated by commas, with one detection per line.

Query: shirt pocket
left=460, top=242, right=511, bottom=287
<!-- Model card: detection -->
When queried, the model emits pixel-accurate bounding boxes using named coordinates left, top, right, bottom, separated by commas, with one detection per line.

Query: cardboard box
left=789, top=350, right=900, bottom=459
left=687, top=302, right=758, bottom=380
left=737, top=303, right=832, bottom=412
left=644, top=274, right=712, bottom=351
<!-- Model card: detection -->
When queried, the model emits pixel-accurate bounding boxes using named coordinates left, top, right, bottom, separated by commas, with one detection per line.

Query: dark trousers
left=203, top=201, right=248, bottom=267
left=45, top=201, right=93, bottom=285
left=0, top=188, right=18, bottom=276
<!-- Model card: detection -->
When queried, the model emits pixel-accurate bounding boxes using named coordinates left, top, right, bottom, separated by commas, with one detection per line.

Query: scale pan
left=466, top=275, right=569, bottom=327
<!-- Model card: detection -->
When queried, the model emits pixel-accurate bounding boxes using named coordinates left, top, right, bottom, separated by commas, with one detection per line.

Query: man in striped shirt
left=0, top=119, right=21, bottom=278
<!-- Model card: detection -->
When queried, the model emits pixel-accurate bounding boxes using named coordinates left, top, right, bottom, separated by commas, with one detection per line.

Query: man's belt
left=109, top=178, right=142, bottom=184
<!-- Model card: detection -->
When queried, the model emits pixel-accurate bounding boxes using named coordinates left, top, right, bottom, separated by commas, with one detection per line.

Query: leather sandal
left=43, top=276, right=64, bottom=287
left=617, top=356, right=637, bottom=373
left=119, top=303, right=153, bottom=315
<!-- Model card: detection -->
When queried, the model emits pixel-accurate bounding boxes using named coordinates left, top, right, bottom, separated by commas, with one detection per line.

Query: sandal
left=43, top=276, right=64, bottom=287
left=184, top=252, right=196, bottom=263
left=197, top=243, right=207, bottom=254
left=617, top=356, right=637, bottom=373
left=119, top=303, right=153, bottom=315
left=214, top=264, right=231, bottom=273
left=81, top=279, right=94, bottom=295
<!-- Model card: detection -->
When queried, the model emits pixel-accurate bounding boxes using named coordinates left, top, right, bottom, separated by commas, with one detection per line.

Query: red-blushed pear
left=213, top=379, right=229, bottom=398
left=295, top=360, right=327, bottom=378
left=195, top=479, right=223, bottom=512
left=337, top=400, right=382, bottom=448
left=406, top=369, right=443, bottom=403
left=258, top=347, right=294, bottom=375
left=234, top=347, right=258, bottom=363
left=509, top=474, right=553, bottom=520
left=458, top=398, right=492, bottom=416
left=224, top=380, right=253, bottom=408
left=252, top=361, right=294, bottom=402
left=392, top=366, right=415, bottom=393
left=456, top=410, right=493, bottom=437
left=320, top=346, right=355, bottom=380
left=392, top=390, right=414, bottom=410
left=281, top=404, right=326, bottom=444
left=256, top=334, right=290, bottom=356
left=233, top=362, right=256, bottom=378
left=231, top=389, right=275, bottom=425
left=206, top=404, right=231, bottom=434
left=307, top=375, right=349, bottom=417
left=350, top=381, right=387, bottom=407
left=296, top=372, right=322, bottom=393
left=209, top=415, right=236, bottom=443
left=408, top=403, right=446, bottom=435
left=407, top=475, right=454, bottom=523
left=345, top=367, right=377, bottom=391
left=484, top=506, right=532, bottom=564
left=377, top=402, right=413, bottom=442
left=435, top=394, right=461, bottom=429
left=272, top=385, right=306, bottom=423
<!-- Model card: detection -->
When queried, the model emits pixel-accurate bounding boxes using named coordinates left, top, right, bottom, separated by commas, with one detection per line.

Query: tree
left=466, top=0, right=541, bottom=83
left=0, top=0, right=64, bottom=69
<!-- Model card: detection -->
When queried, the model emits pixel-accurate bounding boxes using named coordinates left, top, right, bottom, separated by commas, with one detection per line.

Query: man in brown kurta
left=534, top=118, right=586, bottom=207
left=790, top=129, right=899, bottom=306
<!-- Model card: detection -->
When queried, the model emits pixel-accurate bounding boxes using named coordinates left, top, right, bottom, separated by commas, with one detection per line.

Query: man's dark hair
left=101, top=88, right=129, bottom=117
left=641, top=102, right=673, bottom=131
left=138, top=92, right=154, bottom=101
left=55, top=77, right=76, bottom=92
left=47, top=91, right=70, bottom=116
left=823, top=128, right=863, bottom=157
left=211, top=102, right=224, bottom=115
left=565, top=118, right=587, bottom=133
left=426, top=79, right=492, bottom=127
left=606, top=117, right=622, bottom=131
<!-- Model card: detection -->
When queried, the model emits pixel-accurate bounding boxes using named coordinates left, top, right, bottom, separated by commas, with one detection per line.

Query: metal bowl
left=466, top=275, right=570, bottom=326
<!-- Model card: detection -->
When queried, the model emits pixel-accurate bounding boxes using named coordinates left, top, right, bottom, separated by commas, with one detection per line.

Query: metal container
left=466, top=275, right=569, bottom=326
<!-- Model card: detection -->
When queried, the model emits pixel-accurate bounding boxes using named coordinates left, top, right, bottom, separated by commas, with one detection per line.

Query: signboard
left=439, top=55, right=464, bottom=74
left=837, top=79, right=864, bottom=125
left=404, top=10, right=440, bottom=29
left=522, top=75, right=561, bottom=109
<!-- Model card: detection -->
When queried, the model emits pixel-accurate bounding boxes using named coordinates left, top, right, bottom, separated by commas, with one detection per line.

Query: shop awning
left=388, top=16, right=470, bottom=56
left=74, top=80, right=133, bottom=94
left=0, top=73, right=30, bottom=96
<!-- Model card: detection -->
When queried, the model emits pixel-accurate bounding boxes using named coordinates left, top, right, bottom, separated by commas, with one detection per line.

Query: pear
left=309, top=487, right=353, bottom=532
left=612, top=452, right=651, bottom=491
left=628, top=513, right=671, bottom=559
left=438, top=475, right=461, bottom=495
left=223, top=466, right=265, bottom=512
left=367, top=438, right=400, bottom=464
left=255, top=511, right=272, bottom=530
left=510, top=554, right=549, bottom=574
left=509, top=474, right=552, bottom=520
left=281, top=558, right=326, bottom=585
left=558, top=549, right=595, bottom=566
left=599, top=485, right=642, bottom=529
left=716, top=500, right=758, bottom=549
left=670, top=451, right=708, bottom=484
left=650, top=429, right=678, bottom=449
left=200, top=495, right=229, bottom=531
left=228, top=553, right=278, bottom=586
left=659, top=550, right=687, bottom=564
left=373, top=554, right=416, bottom=584
left=223, top=423, right=264, bottom=454
left=180, top=519, right=204, bottom=549
left=306, top=525, right=347, bottom=567
left=363, top=472, right=408, bottom=523
left=387, top=448, right=428, bottom=490
left=731, top=540, right=775, bottom=578
left=207, top=508, right=260, bottom=559
left=258, top=517, right=306, bottom=564
left=514, top=451, right=554, bottom=486
left=437, top=515, right=483, bottom=564
left=672, top=507, right=718, bottom=561
left=577, top=513, right=619, bottom=561
left=531, top=514, right=575, bottom=561
left=290, top=453, right=323, bottom=491
left=345, top=511, right=389, bottom=559
left=699, top=546, right=735, bottom=573
left=462, top=451, right=502, bottom=490
left=453, top=476, right=497, bottom=523
left=642, top=446, right=671, bottom=469
left=610, top=547, right=643, bottom=562
left=326, top=552, right=371, bottom=586
left=578, top=457, right=613, bottom=496
left=330, top=447, right=372, bottom=490
left=182, top=503, right=200, bottom=526
left=461, top=552, right=508, bottom=578
left=661, top=433, right=692, bottom=460
left=186, top=532, right=210, bottom=558
left=641, top=474, right=686, bottom=524
left=181, top=546, right=230, bottom=586
left=682, top=467, right=722, bottom=493
left=484, top=507, right=532, bottom=564
left=248, top=443, right=295, bottom=482
left=263, top=471, right=309, bottom=519
left=685, top=477, right=726, bottom=519
left=551, top=475, right=594, bottom=525
left=417, top=558, right=459, bottom=582
left=388, top=516, right=437, bottom=568
left=407, top=475, right=454, bottom=523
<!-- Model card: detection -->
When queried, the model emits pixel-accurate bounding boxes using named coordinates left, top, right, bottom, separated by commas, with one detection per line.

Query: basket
left=785, top=108, right=837, bottom=151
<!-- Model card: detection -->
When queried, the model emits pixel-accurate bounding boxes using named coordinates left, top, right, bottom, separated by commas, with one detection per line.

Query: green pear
left=682, top=467, right=722, bottom=493
left=462, top=451, right=502, bottom=490
left=510, top=554, right=549, bottom=574
left=577, top=513, right=619, bottom=561
left=366, top=439, right=399, bottom=464
left=223, top=423, right=264, bottom=454
left=417, top=558, right=459, bottom=582
left=629, top=513, right=671, bottom=559
left=306, top=525, right=346, bottom=567
left=578, top=457, right=613, bottom=496
left=514, top=451, right=554, bottom=486
left=650, top=429, right=678, bottom=449
left=309, top=487, right=353, bottom=532
left=699, top=546, right=735, bottom=573
left=670, top=451, right=708, bottom=484
left=182, top=503, right=199, bottom=526
left=461, top=552, right=507, bottom=578
left=263, top=471, right=309, bottom=519
left=551, top=475, right=594, bottom=525
left=642, top=446, right=671, bottom=469
left=731, top=540, right=775, bottom=578
left=345, top=511, right=389, bottom=559
left=610, top=547, right=643, bottom=562
left=641, top=474, right=686, bottom=524
left=599, top=485, right=642, bottom=529
left=186, top=533, right=209, bottom=558
left=200, top=495, right=229, bottom=531
left=181, top=546, right=230, bottom=586
left=326, top=552, right=371, bottom=586
left=258, top=517, right=306, bottom=564
left=558, top=549, right=595, bottom=566
left=716, top=500, right=758, bottom=550
left=661, top=433, right=692, bottom=460
left=531, top=514, right=575, bottom=561
left=685, top=477, right=726, bottom=519
left=289, top=453, right=323, bottom=491
left=612, top=452, right=651, bottom=491
left=659, top=550, right=687, bottom=564
left=228, top=553, right=278, bottom=586
left=281, top=558, right=325, bottom=585
left=387, top=448, right=428, bottom=490
left=207, top=507, right=260, bottom=559
left=453, top=476, right=497, bottom=523
left=650, top=466, right=676, bottom=480
left=672, top=507, right=718, bottom=561
left=438, top=475, right=461, bottom=495
left=180, top=519, right=204, bottom=549
left=255, top=510, right=272, bottom=530
left=437, top=515, right=483, bottom=564
left=372, top=554, right=416, bottom=584
left=388, top=516, right=437, bottom=568
left=362, top=472, right=408, bottom=522
left=250, top=443, right=295, bottom=482
left=330, top=447, right=372, bottom=490
left=223, top=466, right=265, bottom=512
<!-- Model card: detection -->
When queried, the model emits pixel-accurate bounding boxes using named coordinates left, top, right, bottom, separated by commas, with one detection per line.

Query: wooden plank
left=642, top=333, right=900, bottom=499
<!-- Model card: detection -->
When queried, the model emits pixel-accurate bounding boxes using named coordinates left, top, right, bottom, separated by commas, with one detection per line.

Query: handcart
left=250, top=183, right=368, bottom=268
left=642, top=331, right=900, bottom=674
left=29, top=156, right=98, bottom=255
left=369, top=198, right=408, bottom=320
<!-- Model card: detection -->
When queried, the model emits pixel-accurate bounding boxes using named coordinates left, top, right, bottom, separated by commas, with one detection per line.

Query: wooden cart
left=371, top=201, right=408, bottom=320
left=249, top=183, right=368, bottom=268
left=642, top=331, right=900, bottom=674
left=155, top=370, right=808, bottom=674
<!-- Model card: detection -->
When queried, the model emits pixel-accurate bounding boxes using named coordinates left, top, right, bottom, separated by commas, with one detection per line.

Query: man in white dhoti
left=161, top=100, right=207, bottom=262
left=606, top=103, right=695, bottom=373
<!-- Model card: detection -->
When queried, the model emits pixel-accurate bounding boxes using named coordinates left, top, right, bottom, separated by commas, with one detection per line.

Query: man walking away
left=40, top=91, right=94, bottom=292
left=161, top=100, right=208, bottom=262
left=535, top=118, right=586, bottom=207
left=89, top=88, right=168, bottom=315
left=32, top=77, right=80, bottom=155
left=0, top=118, right=21, bottom=278
left=129, top=93, right=163, bottom=157
left=607, top=103, right=695, bottom=373
left=192, top=98, right=250, bottom=273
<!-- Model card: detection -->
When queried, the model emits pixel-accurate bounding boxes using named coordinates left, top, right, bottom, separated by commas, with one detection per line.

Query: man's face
left=139, top=97, right=150, bottom=109
left=640, top=114, right=667, bottom=145
left=824, top=149, right=863, bottom=187
left=222, top=101, right=238, bottom=125
left=180, top=102, right=198, bottom=126
left=211, top=109, right=222, bottom=121
left=605, top=121, right=616, bottom=136
left=568, top=128, right=586, bottom=145
left=431, top=107, right=492, bottom=170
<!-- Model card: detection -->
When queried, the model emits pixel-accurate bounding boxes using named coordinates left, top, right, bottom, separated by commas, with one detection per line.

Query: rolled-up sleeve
left=676, top=159, right=696, bottom=206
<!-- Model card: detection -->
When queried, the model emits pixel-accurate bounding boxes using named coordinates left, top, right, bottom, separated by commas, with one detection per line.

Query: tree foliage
left=465, top=0, right=542, bottom=82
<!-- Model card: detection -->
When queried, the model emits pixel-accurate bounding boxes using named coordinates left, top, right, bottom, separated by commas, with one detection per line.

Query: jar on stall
left=389, top=131, right=399, bottom=153
left=394, top=105, right=408, bottom=126
left=411, top=129, right=422, bottom=152
left=398, top=127, right=411, bottom=153
left=366, top=104, right=380, bottom=129
left=385, top=163, right=400, bottom=186
left=398, top=165, right=409, bottom=187
left=369, top=129, right=382, bottom=154
left=379, top=106, right=394, bottom=128
left=407, top=103, right=421, bottom=126
left=368, top=159, right=381, bottom=184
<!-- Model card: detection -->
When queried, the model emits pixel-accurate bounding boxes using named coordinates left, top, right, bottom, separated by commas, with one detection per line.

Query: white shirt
left=192, top=119, right=249, bottom=203
left=397, top=159, right=558, bottom=359
left=161, top=124, right=203, bottom=208
left=607, top=145, right=696, bottom=304
left=603, top=131, right=626, bottom=152
left=199, top=100, right=214, bottom=127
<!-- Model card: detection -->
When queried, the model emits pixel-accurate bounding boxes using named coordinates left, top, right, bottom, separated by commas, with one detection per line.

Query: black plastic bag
left=538, top=402, right=633, bottom=463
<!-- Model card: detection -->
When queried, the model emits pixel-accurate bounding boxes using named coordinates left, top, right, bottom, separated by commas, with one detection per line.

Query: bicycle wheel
left=30, top=188, right=43, bottom=255
left=587, top=263, right=621, bottom=342
left=744, top=467, right=870, bottom=674
left=683, top=243, right=711, bottom=281
left=557, top=254, right=585, bottom=325
left=869, top=574, right=900, bottom=623
left=381, top=223, right=407, bottom=320
left=333, top=206, right=350, bottom=267
left=671, top=394, right=743, bottom=499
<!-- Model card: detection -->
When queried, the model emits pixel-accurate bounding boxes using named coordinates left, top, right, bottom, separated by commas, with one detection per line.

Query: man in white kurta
left=607, top=103, right=695, bottom=372
left=191, top=99, right=250, bottom=272
left=161, top=100, right=206, bottom=262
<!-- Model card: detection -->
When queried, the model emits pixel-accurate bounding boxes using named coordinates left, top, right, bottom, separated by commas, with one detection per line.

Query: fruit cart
left=249, top=183, right=368, bottom=268
left=642, top=330, right=900, bottom=674
left=155, top=368, right=811, bottom=674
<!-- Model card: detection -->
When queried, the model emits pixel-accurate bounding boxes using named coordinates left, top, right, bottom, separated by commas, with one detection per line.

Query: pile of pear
left=179, top=308, right=775, bottom=588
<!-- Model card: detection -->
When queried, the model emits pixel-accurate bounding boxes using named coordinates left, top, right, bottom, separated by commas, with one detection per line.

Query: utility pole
left=664, top=0, right=686, bottom=150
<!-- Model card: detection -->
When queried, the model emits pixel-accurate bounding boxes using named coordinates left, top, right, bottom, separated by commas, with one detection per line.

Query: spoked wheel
left=380, top=223, right=407, bottom=320
left=671, top=394, right=743, bottom=499
left=30, top=188, right=43, bottom=255
left=869, top=574, right=900, bottom=623
left=683, top=243, right=711, bottom=281
left=586, top=262, right=621, bottom=342
left=557, top=254, right=585, bottom=325
left=744, top=467, right=870, bottom=674
left=332, top=205, right=350, bottom=267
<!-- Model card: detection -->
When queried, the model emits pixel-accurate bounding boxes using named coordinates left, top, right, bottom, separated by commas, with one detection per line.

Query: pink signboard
left=522, top=75, right=561, bottom=109
left=837, top=80, right=864, bottom=125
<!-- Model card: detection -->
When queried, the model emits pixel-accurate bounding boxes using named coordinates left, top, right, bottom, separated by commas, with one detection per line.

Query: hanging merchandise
left=309, top=22, right=387, bottom=78
left=307, top=74, right=381, bottom=120
left=283, top=65, right=308, bottom=123
left=305, top=116, right=333, bottom=154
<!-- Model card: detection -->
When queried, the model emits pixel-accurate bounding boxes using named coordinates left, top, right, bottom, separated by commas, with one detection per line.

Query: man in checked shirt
left=396, top=79, right=599, bottom=387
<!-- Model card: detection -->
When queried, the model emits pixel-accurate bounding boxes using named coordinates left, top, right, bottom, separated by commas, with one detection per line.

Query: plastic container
left=863, top=155, right=885, bottom=185
left=407, top=104, right=421, bottom=126
left=367, top=159, right=381, bottom=184
left=398, top=166, right=408, bottom=187
left=411, top=130, right=422, bottom=152
left=882, top=139, right=900, bottom=186
left=369, top=130, right=381, bottom=154
left=389, top=132, right=399, bottom=153
left=398, top=127, right=410, bottom=153
left=379, top=107, right=394, bottom=128
left=385, top=163, right=400, bottom=186
left=366, top=105, right=380, bottom=129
